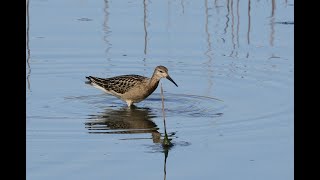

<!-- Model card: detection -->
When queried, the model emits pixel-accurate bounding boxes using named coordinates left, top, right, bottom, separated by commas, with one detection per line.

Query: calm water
left=26, top=0, right=294, bottom=179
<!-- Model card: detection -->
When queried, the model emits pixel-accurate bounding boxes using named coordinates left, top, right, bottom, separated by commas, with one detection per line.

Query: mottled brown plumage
left=86, top=66, right=178, bottom=107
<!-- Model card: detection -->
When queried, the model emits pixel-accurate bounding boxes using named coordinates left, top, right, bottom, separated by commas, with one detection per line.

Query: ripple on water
left=142, top=93, right=226, bottom=118
left=65, top=93, right=226, bottom=141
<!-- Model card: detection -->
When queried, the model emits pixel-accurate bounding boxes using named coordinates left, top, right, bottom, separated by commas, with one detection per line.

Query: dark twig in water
left=163, top=148, right=169, bottom=180
left=160, top=83, right=173, bottom=147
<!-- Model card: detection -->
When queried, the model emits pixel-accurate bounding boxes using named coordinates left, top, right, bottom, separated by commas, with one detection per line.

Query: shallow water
left=27, top=0, right=293, bottom=179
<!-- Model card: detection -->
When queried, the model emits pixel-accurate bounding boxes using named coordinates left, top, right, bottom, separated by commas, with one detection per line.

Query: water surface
left=27, top=0, right=294, bottom=179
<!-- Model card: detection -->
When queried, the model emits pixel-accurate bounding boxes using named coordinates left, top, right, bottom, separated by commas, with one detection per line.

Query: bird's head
left=154, top=65, right=178, bottom=87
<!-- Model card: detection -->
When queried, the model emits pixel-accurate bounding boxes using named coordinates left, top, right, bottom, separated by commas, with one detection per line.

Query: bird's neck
left=148, top=73, right=161, bottom=92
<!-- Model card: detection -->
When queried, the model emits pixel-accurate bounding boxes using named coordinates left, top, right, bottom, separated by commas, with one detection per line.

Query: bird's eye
left=159, top=70, right=163, bottom=73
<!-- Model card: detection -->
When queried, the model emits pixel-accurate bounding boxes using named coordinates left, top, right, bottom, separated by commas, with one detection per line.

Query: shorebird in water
left=86, top=65, right=178, bottom=107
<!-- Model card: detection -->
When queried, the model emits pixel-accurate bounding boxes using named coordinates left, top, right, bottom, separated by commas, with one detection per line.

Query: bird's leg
left=126, top=100, right=133, bottom=107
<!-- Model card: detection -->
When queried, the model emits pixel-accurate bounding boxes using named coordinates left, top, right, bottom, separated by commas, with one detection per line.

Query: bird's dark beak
left=166, top=75, right=178, bottom=87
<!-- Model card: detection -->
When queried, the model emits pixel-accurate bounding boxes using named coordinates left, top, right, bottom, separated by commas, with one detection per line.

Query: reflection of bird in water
left=85, top=106, right=161, bottom=143
left=86, top=66, right=178, bottom=107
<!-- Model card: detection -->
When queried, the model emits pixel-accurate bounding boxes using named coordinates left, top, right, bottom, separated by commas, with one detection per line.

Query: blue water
left=27, top=0, right=294, bottom=179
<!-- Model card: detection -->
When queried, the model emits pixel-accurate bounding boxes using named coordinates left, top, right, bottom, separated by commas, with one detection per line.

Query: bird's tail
left=85, top=76, right=105, bottom=87
left=85, top=76, right=92, bottom=84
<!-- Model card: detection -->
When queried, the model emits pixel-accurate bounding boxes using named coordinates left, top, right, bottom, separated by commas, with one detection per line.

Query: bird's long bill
left=166, top=75, right=178, bottom=87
